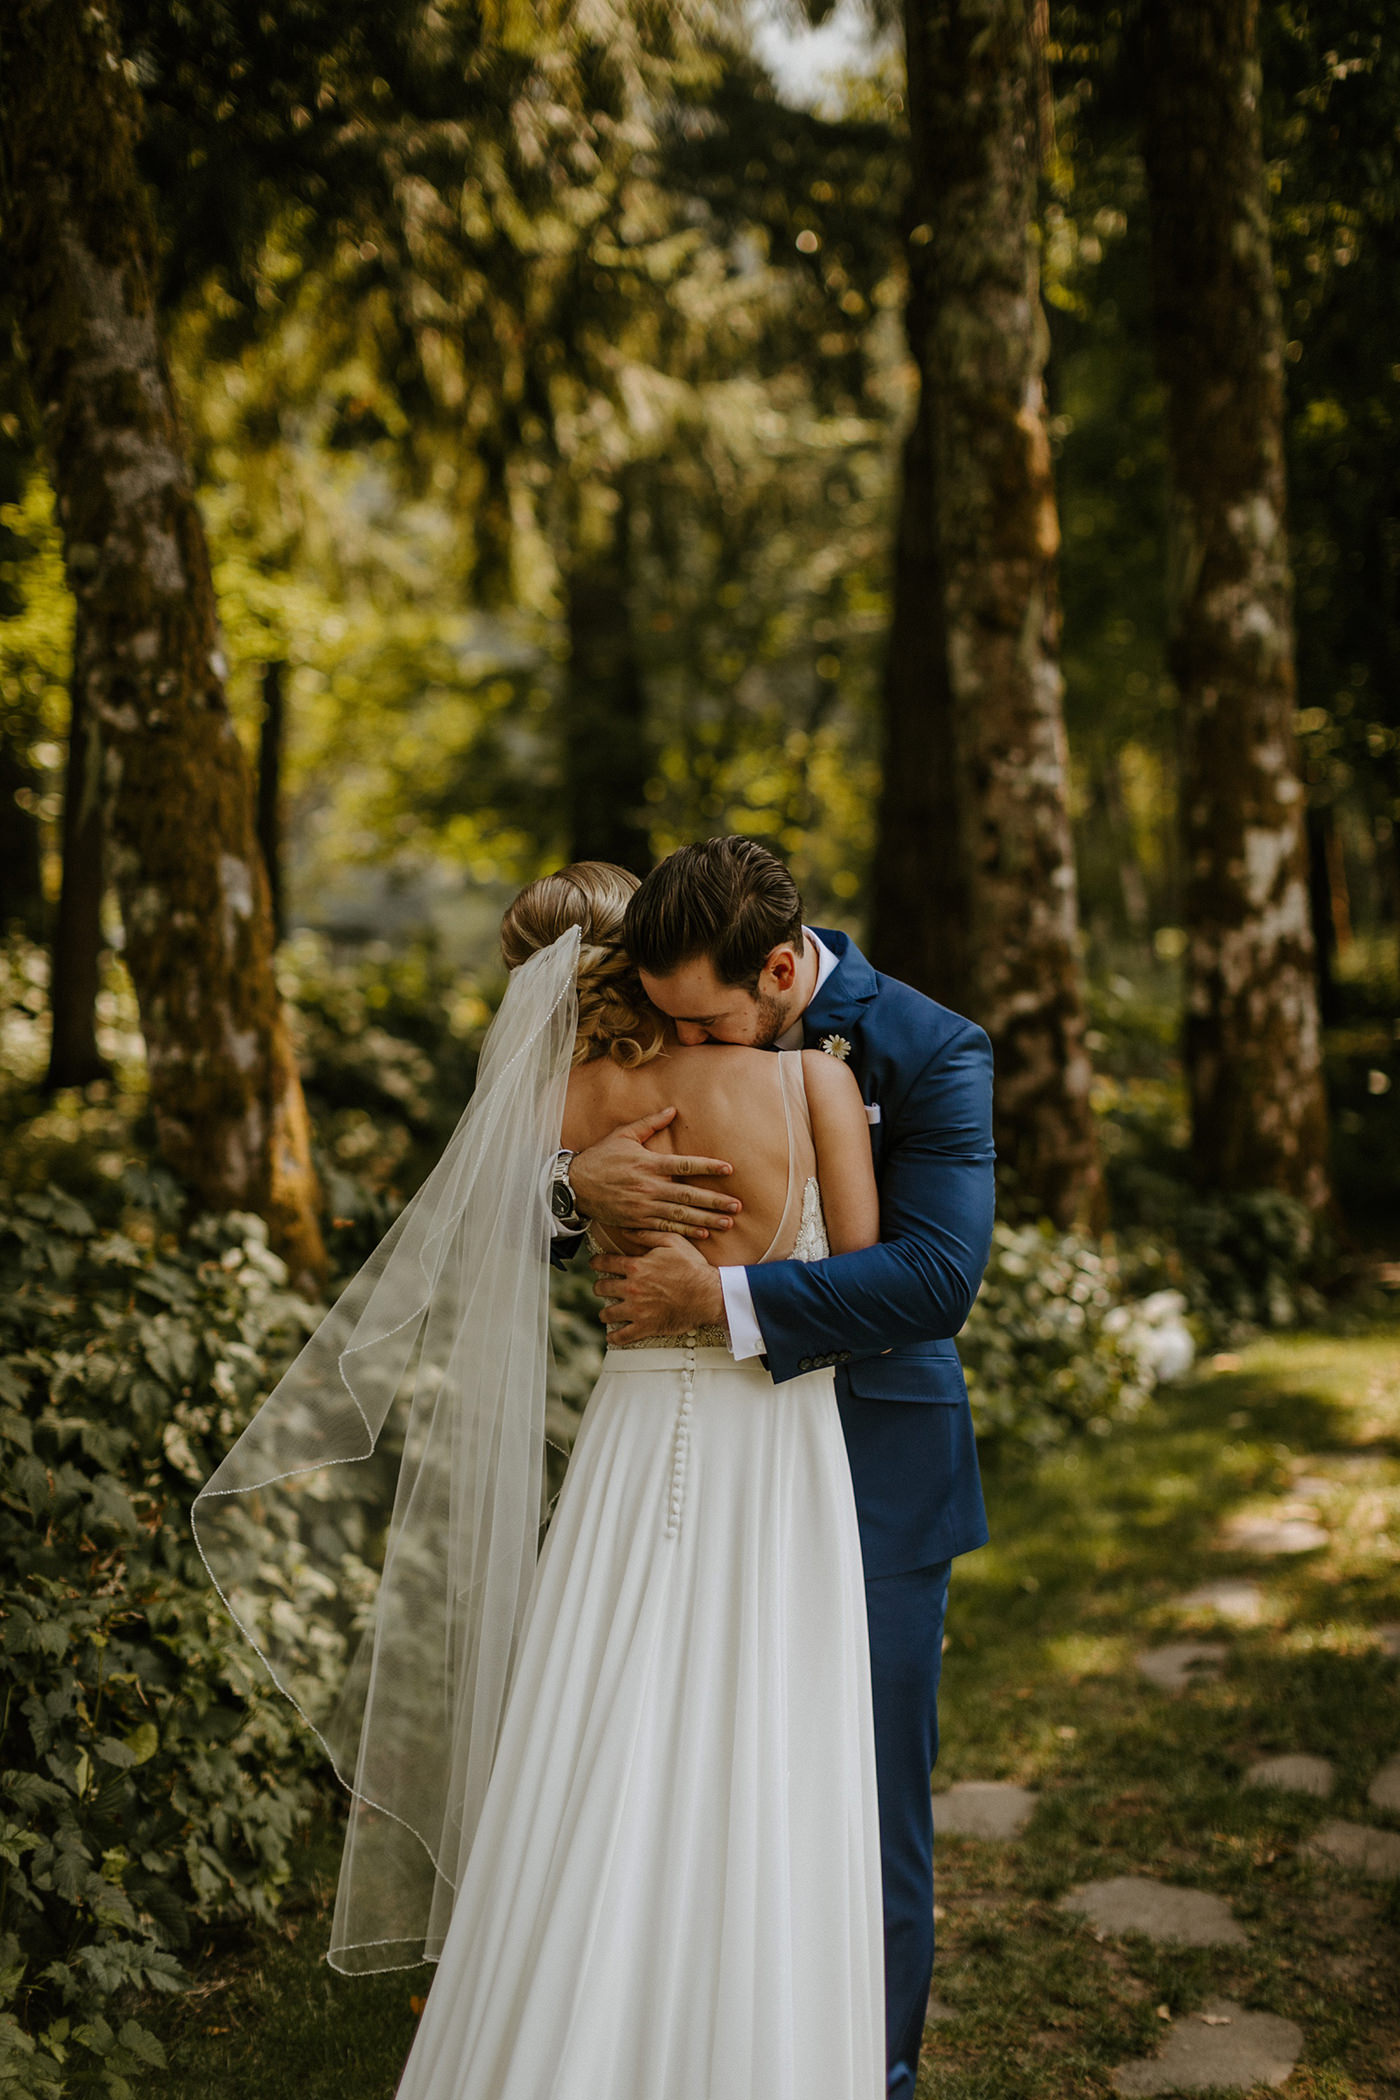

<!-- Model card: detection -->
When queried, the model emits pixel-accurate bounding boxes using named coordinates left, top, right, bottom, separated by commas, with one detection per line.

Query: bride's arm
left=801, top=1052, right=879, bottom=1255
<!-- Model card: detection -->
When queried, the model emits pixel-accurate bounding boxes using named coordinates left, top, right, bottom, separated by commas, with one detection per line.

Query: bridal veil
left=191, top=927, right=579, bottom=1973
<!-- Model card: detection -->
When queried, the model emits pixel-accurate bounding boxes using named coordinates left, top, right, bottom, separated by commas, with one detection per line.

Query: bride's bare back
left=562, top=1041, right=879, bottom=1263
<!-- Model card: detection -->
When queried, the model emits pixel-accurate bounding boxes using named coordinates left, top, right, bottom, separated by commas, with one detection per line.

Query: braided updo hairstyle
left=500, top=863, right=666, bottom=1069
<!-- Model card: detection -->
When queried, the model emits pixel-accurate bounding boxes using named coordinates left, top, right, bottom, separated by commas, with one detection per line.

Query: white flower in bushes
left=1104, top=1289, right=1195, bottom=1386
left=960, top=1223, right=1192, bottom=1448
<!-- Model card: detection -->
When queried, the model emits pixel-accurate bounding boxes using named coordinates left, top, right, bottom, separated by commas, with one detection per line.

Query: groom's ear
left=763, top=944, right=800, bottom=993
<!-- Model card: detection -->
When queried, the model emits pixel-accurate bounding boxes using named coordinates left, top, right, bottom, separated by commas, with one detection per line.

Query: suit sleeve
left=745, top=1023, right=995, bottom=1387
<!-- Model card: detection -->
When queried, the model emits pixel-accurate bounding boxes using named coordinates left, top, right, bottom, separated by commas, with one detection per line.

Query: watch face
left=551, top=1180, right=573, bottom=1220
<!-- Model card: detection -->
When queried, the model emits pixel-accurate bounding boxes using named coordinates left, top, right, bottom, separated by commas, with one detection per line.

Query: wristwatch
left=550, top=1149, right=585, bottom=1231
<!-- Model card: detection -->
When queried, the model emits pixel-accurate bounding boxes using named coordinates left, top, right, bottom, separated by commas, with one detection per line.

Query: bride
left=193, top=861, right=885, bottom=2100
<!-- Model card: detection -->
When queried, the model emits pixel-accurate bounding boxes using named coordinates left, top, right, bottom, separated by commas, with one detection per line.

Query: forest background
left=0, top=0, right=1397, bottom=2092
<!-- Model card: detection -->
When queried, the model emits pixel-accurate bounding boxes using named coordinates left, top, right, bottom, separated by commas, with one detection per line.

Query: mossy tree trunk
left=1142, top=0, right=1330, bottom=1208
left=257, top=659, right=287, bottom=945
left=871, top=0, right=1102, bottom=1230
left=563, top=473, right=652, bottom=876
left=1, top=0, right=325, bottom=1283
left=46, top=677, right=109, bottom=1087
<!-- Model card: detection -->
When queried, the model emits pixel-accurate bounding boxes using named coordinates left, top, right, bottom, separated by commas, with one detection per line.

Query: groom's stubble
left=637, top=941, right=816, bottom=1049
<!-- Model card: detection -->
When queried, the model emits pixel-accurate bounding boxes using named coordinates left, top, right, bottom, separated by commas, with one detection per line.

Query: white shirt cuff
left=720, top=1267, right=766, bottom=1360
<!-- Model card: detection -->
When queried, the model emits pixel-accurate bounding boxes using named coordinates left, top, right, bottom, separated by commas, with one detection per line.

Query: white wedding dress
left=394, top=1052, right=884, bottom=2100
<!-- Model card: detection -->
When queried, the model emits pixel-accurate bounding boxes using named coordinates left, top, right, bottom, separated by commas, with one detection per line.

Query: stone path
left=1217, top=1508, right=1329, bottom=1554
left=1368, top=1755, right=1400, bottom=1812
left=1109, top=2000, right=1304, bottom=2096
left=922, top=1412, right=1400, bottom=2096
left=1175, top=1578, right=1264, bottom=1624
left=1058, top=1876, right=1247, bottom=1947
left=1244, top=1752, right=1335, bottom=1798
left=1134, top=1641, right=1226, bottom=1692
left=1302, top=1818, right=1400, bottom=1880
left=932, top=1780, right=1037, bottom=1839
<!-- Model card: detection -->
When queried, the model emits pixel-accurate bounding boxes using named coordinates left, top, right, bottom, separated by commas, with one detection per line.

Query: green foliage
left=0, top=1179, right=322, bottom=2095
left=1171, top=1191, right=1332, bottom=1336
left=277, top=932, right=496, bottom=1240
left=960, top=1221, right=1192, bottom=1451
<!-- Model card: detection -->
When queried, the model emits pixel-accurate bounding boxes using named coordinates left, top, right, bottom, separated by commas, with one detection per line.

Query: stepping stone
left=1219, top=1511, right=1328, bottom=1554
left=1058, top=1877, right=1247, bottom=1946
left=1109, top=1997, right=1302, bottom=2095
left=933, top=1781, right=1037, bottom=1839
left=925, top=1996, right=957, bottom=2024
left=1244, top=1753, right=1335, bottom=1798
left=1367, top=1757, right=1400, bottom=1813
left=1375, top=1624, right=1400, bottom=1658
left=1176, top=1580, right=1264, bottom=1624
left=1136, top=1642, right=1227, bottom=1692
left=1304, top=1818, right=1400, bottom=1880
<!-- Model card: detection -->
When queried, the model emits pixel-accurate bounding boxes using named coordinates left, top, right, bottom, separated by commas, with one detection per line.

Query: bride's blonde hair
left=501, top=863, right=666, bottom=1069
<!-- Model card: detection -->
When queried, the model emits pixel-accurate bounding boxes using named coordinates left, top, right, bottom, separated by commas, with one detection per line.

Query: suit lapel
left=801, top=928, right=879, bottom=1051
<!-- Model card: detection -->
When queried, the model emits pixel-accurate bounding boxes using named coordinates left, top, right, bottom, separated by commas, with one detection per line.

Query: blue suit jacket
left=746, top=930, right=995, bottom=1577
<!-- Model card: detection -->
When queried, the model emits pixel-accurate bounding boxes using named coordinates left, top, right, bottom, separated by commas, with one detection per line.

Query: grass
left=917, top=1323, right=1400, bottom=2100
left=144, top=1319, right=1400, bottom=2099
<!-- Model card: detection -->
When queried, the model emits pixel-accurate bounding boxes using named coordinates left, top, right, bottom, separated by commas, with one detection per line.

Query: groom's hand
left=569, top=1108, right=741, bottom=1241
left=591, top=1238, right=727, bottom=1344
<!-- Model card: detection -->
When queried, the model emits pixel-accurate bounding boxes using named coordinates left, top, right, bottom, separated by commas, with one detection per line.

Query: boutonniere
left=820, top=1034, right=852, bottom=1062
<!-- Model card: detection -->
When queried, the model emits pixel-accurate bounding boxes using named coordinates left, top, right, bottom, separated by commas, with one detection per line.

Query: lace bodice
left=600, top=1053, right=830, bottom=1350
left=789, top=1174, right=831, bottom=1264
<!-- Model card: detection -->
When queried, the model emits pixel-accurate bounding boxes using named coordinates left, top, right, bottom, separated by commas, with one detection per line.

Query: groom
left=566, top=836, right=995, bottom=2100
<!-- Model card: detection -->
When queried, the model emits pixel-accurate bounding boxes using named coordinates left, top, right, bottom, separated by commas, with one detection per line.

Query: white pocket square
left=865, top=1104, right=881, bottom=1126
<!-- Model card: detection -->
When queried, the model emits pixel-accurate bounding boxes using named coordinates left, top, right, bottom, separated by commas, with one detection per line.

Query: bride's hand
left=591, top=1238, right=727, bottom=1344
left=569, top=1108, right=742, bottom=1241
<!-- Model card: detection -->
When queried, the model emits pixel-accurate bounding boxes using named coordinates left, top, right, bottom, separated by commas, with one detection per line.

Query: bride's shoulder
left=797, top=1047, right=865, bottom=1121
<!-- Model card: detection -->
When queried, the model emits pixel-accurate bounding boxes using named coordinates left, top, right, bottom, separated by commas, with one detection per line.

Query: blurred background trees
left=2, top=3, right=1398, bottom=2080
left=1, top=0, right=1396, bottom=1246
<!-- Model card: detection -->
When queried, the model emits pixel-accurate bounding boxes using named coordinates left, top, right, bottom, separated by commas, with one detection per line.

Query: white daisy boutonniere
left=820, top=1034, right=852, bottom=1062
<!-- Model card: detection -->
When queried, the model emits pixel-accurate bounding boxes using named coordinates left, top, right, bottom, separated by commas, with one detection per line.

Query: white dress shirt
left=719, top=929, right=838, bottom=1360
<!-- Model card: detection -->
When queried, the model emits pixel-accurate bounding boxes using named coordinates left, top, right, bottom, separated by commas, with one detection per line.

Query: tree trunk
left=0, top=730, right=46, bottom=938
left=563, top=474, right=652, bottom=876
left=1305, top=804, right=1339, bottom=1028
left=257, top=659, right=287, bottom=944
left=1101, top=753, right=1150, bottom=935
left=45, top=675, right=109, bottom=1087
left=871, top=0, right=1102, bottom=1230
left=1142, top=0, right=1330, bottom=1209
left=1, top=0, right=325, bottom=1284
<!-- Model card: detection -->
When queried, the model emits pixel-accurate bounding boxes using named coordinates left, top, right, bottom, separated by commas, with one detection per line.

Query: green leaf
left=115, top=2021, right=166, bottom=2069
left=91, top=1738, right=137, bottom=1771
left=123, top=1724, right=159, bottom=1768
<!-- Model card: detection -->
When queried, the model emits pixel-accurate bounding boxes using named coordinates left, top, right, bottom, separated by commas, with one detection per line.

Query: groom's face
left=639, top=947, right=800, bottom=1049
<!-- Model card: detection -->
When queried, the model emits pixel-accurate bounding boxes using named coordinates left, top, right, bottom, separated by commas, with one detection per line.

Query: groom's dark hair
left=625, top=836, right=805, bottom=991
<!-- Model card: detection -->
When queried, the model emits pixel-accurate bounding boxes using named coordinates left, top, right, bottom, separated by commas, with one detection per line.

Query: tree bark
left=1304, top=803, right=1339, bottom=1028
left=563, top=475, right=652, bottom=876
left=45, top=676, right=108, bottom=1087
left=1142, top=0, right=1330, bottom=1209
left=871, top=0, right=1102, bottom=1230
left=0, top=731, right=46, bottom=938
left=257, top=659, right=287, bottom=944
left=1, top=0, right=325, bottom=1283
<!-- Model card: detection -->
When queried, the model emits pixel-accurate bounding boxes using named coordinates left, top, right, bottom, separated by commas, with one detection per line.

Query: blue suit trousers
left=867, top=1560, right=952, bottom=2100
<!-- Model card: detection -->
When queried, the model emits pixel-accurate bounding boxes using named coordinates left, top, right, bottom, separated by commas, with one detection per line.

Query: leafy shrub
left=0, top=1177, right=326, bottom=2096
left=1169, top=1188, right=1334, bottom=1335
left=960, top=1222, right=1195, bottom=1450
left=276, top=933, right=496, bottom=1241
